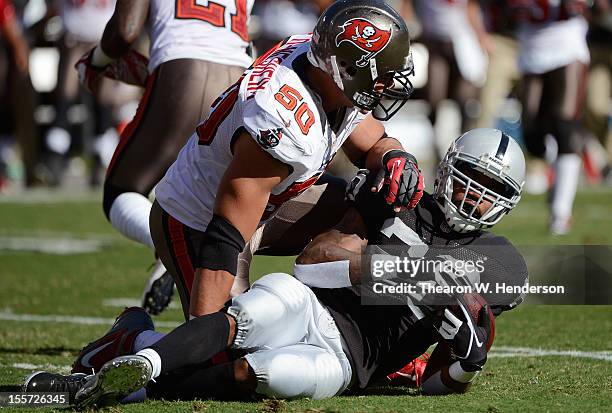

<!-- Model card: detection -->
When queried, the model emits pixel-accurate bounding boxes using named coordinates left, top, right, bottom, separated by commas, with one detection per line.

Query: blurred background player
left=0, top=0, right=38, bottom=190
left=512, top=0, right=590, bottom=234
left=474, top=0, right=520, bottom=131
left=584, top=0, right=612, bottom=181
left=75, top=0, right=254, bottom=314
left=42, top=0, right=117, bottom=186
left=252, top=0, right=332, bottom=52
left=404, top=0, right=491, bottom=164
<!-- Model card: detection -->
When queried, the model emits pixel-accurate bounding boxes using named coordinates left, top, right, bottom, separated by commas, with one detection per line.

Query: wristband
left=448, top=360, right=481, bottom=383
left=294, top=260, right=351, bottom=288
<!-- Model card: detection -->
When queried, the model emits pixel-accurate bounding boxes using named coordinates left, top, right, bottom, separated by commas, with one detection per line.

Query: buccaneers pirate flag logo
left=335, top=18, right=392, bottom=67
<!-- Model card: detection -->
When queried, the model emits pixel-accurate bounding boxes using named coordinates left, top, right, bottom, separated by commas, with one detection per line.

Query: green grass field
left=0, top=189, right=611, bottom=412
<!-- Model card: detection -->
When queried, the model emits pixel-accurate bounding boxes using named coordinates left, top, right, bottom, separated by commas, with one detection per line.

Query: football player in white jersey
left=75, top=0, right=254, bottom=315
left=59, top=0, right=424, bottom=376
left=149, top=0, right=424, bottom=320
left=511, top=0, right=590, bottom=234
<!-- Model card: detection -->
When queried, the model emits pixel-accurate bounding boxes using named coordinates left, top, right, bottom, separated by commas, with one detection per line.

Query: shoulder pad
left=242, top=89, right=317, bottom=174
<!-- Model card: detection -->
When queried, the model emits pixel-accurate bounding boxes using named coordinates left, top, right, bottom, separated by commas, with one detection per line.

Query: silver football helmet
left=434, top=128, right=526, bottom=233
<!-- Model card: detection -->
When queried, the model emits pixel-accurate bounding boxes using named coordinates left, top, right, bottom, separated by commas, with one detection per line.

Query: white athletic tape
left=294, top=261, right=351, bottom=288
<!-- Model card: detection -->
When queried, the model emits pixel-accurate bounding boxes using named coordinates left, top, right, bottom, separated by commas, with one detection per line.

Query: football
left=451, top=293, right=496, bottom=351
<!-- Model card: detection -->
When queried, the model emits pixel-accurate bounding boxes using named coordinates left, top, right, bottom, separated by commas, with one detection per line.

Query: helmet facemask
left=435, top=150, right=523, bottom=233
left=360, top=55, right=415, bottom=120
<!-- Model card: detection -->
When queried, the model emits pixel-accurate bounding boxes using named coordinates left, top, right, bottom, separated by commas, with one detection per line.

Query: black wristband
left=197, top=214, right=246, bottom=276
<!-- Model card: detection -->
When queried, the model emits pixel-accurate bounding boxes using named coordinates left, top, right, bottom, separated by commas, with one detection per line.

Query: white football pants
left=227, top=273, right=352, bottom=400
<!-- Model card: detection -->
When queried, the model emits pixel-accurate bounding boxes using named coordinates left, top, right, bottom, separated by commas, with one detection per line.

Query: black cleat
left=23, top=371, right=93, bottom=403
left=75, top=355, right=153, bottom=409
left=142, top=259, right=174, bottom=315
left=71, top=307, right=154, bottom=374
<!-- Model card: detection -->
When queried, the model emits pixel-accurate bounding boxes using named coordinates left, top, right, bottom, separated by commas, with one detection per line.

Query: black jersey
left=313, top=189, right=527, bottom=389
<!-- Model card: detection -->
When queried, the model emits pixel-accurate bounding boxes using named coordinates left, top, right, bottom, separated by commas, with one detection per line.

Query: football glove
left=435, top=297, right=491, bottom=372
left=373, top=150, right=424, bottom=210
left=105, top=49, right=149, bottom=87
left=75, top=48, right=108, bottom=93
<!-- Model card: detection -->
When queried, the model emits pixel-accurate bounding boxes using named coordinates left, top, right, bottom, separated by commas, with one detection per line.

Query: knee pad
left=228, top=273, right=311, bottom=349
left=245, top=345, right=345, bottom=400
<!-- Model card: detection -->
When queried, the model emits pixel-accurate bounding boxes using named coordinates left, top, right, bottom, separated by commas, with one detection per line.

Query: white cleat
left=75, top=355, right=153, bottom=409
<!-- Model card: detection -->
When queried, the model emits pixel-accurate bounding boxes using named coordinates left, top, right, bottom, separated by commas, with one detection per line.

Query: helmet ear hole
left=346, top=66, right=357, bottom=76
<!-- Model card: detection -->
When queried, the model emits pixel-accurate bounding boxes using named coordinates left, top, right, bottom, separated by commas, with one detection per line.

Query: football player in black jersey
left=25, top=128, right=528, bottom=405
left=296, top=128, right=528, bottom=393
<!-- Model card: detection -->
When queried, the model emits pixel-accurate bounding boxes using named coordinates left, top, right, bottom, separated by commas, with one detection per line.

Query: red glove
left=104, top=48, right=149, bottom=87
left=387, top=353, right=429, bottom=388
left=75, top=48, right=107, bottom=93
left=372, top=150, right=424, bottom=211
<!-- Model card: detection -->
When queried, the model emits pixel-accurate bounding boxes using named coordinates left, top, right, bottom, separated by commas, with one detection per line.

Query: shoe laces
left=52, top=374, right=90, bottom=394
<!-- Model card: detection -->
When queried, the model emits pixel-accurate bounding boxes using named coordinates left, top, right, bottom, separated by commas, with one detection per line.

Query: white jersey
left=155, top=34, right=368, bottom=232
left=59, top=0, right=116, bottom=43
left=413, top=0, right=487, bottom=85
left=148, top=0, right=254, bottom=71
left=517, top=15, right=589, bottom=74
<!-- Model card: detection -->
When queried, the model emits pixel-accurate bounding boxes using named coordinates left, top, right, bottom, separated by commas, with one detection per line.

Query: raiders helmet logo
left=335, top=18, right=392, bottom=67
left=257, top=128, right=283, bottom=149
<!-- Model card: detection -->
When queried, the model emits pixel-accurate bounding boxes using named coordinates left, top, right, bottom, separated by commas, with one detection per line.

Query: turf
left=0, top=190, right=611, bottom=412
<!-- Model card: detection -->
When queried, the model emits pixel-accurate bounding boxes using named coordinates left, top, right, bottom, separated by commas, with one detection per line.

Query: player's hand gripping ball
left=436, top=293, right=495, bottom=371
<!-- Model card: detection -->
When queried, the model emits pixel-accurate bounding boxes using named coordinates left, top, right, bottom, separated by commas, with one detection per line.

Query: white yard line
left=1, top=310, right=610, bottom=362
left=0, top=189, right=102, bottom=204
left=0, top=310, right=180, bottom=328
left=489, top=346, right=612, bottom=362
left=0, top=236, right=108, bottom=254
left=2, top=363, right=71, bottom=372
left=102, top=298, right=180, bottom=310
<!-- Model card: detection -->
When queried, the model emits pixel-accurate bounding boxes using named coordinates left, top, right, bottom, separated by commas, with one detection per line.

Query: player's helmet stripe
left=495, top=133, right=510, bottom=160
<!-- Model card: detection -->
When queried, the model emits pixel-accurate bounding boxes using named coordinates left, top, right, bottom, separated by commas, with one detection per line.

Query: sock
left=147, top=362, right=238, bottom=400
left=109, top=192, right=155, bottom=248
left=121, top=387, right=147, bottom=403
left=136, top=348, right=162, bottom=379
left=551, top=154, right=581, bottom=220
left=134, top=330, right=165, bottom=352
left=148, top=312, right=230, bottom=375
